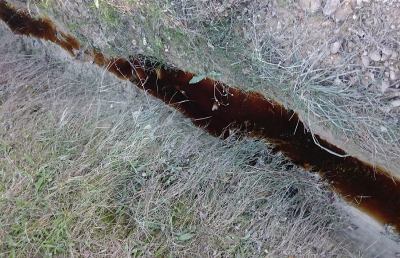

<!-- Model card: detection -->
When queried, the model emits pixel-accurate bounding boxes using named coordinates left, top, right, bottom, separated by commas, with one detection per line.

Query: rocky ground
left=298, top=0, right=400, bottom=100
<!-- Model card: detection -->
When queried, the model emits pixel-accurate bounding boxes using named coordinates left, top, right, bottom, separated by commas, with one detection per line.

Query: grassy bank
left=0, top=26, right=354, bottom=256
left=29, top=0, right=400, bottom=175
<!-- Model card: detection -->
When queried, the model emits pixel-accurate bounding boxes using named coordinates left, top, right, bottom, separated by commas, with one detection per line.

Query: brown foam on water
left=1, top=0, right=399, bottom=231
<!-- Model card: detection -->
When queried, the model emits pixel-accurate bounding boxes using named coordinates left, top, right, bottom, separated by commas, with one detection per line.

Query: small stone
left=369, top=50, right=381, bottom=62
left=361, top=55, right=370, bottom=67
left=334, top=3, right=353, bottom=22
left=382, top=47, right=393, bottom=56
left=391, top=99, right=400, bottom=108
left=330, top=41, right=341, bottom=54
left=212, top=102, right=219, bottom=111
left=300, top=0, right=321, bottom=13
left=391, top=51, right=398, bottom=60
left=323, top=0, right=340, bottom=16
left=381, top=79, right=390, bottom=93
left=361, top=75, right=370, bottom=86
left=277, top=21, right=282, bottom=30
left=390, top=70, right=398, bottom=81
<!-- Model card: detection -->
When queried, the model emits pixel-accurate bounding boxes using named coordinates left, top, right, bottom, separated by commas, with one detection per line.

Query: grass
left=2, top=0, right=400, bottom=256
left=33, top=0, right=400, bottom=173
left=0, top=25, right=358, bottom=256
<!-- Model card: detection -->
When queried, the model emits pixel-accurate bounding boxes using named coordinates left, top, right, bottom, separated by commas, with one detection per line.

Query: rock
left=330, top=41, right=341, bottom=54
left=382, top=47, right=393, bottom=56
left=323, top=0, right=340, bottom=16
left=369, top=50, right=381, bottom=62
left=390, top=51, right=398, bottom=60
left=212, top=102, right=219, bottom=111
left=299, top=0, right=321, bottom=13
left=390, top=99, right=400, bottom=108
left=361, top=74, right=370, bottom=86
left=390, top=70, right=398, bottom=81
left=277, top=21, right=282, bottom=30
left=361, top=55, right=370, bottom=67
left=334, top=3, right=353, bottom=22
left=381, top=79, right=390, bottom=93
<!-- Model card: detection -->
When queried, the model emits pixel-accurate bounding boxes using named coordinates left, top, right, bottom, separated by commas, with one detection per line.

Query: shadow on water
left=1, top=0, right=399, bottom=231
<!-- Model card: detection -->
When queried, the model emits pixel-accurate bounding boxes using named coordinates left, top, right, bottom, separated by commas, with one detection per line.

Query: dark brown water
left=1, top=0, right=400, bottom=231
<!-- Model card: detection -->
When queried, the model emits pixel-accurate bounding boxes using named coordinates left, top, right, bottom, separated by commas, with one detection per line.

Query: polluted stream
left=1, top=0, right=400, bottom=232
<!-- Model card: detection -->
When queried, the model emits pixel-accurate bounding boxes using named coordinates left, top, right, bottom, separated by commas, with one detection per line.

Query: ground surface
left=26, top=0, right=400, bottom=176
left=0, top=26, right=348, bottom=257
left=1, top=0, right=400, bottom=257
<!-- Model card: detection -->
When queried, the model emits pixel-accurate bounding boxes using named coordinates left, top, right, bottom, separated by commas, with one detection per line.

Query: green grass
left=31, top=0, right=400, bottom=173
left=0, top=27, right=353, bottom=256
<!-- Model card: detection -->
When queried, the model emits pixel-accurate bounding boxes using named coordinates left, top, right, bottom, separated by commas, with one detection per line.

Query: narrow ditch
left=1, top=0, right=400, bottom=232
